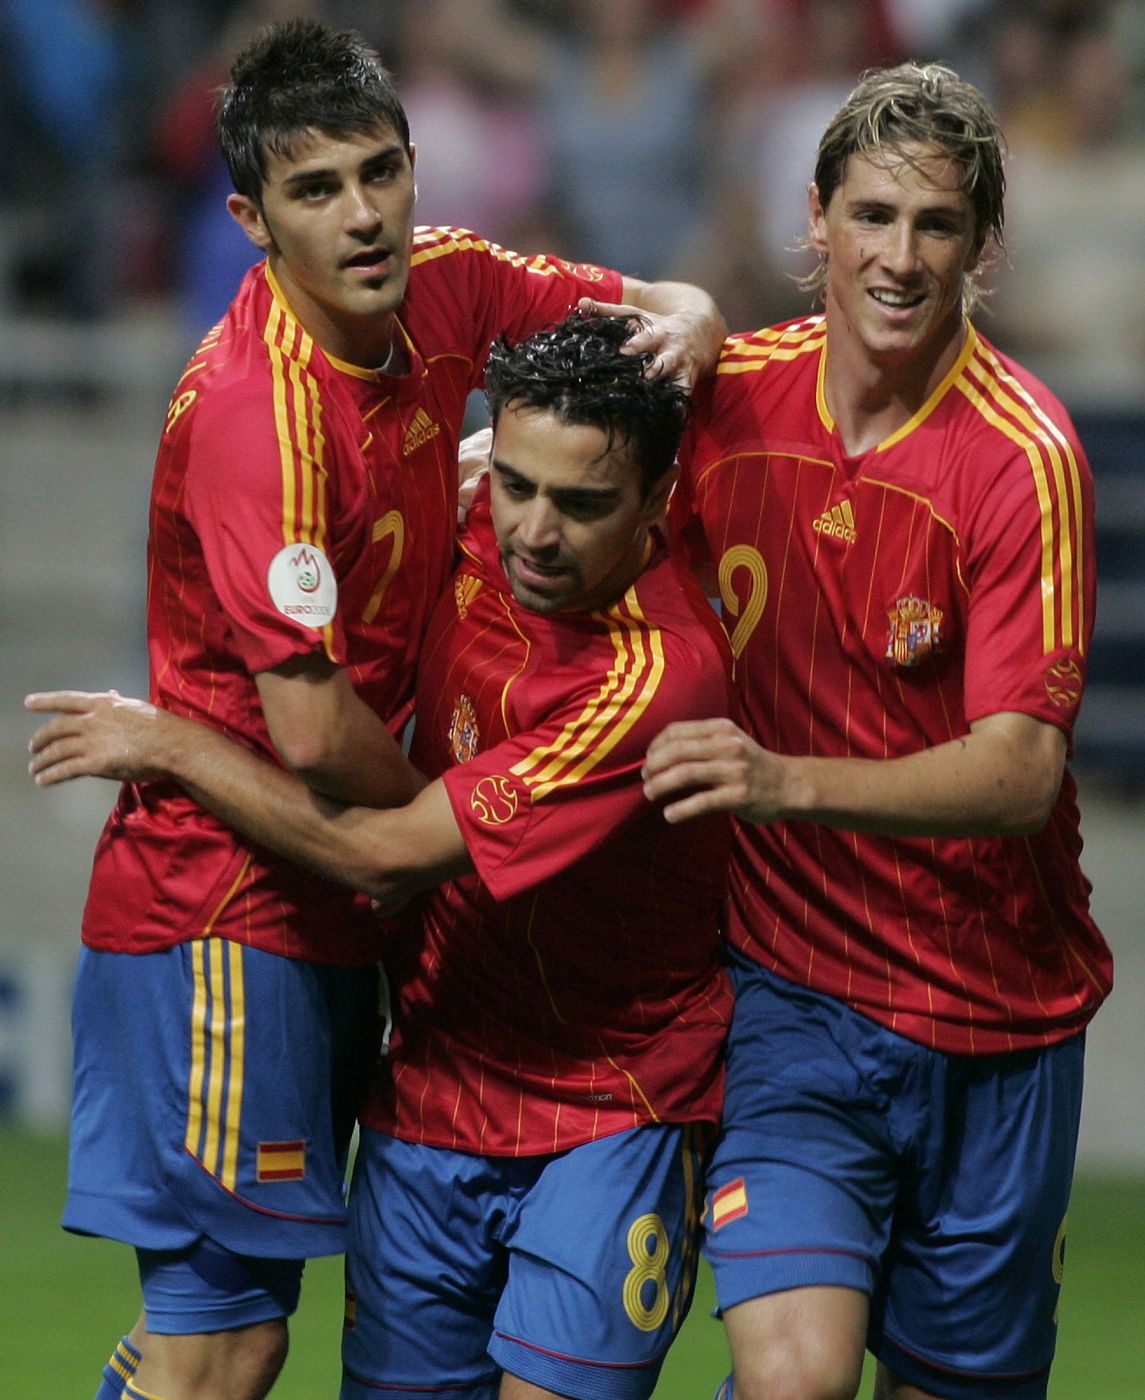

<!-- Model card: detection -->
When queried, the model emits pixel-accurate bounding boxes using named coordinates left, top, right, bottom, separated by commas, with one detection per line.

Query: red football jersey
left=673, top=316, right=1112, bottom=1054
left=82, top=230, right=623, bottom=963
left=362, top=491, right=735, bottom=1154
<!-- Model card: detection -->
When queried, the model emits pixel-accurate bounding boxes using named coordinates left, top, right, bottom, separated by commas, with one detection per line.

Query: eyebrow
left=279, top=142, right=406, bottom=191
left=492, top=459, right=621, bottom=504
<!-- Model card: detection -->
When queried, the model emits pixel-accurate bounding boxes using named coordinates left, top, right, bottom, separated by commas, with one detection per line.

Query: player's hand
left=642, top=717, right=793, bottom=824
left=25, top=690, right=171, bottom=786
left=576, top=297, right=717, bottom=390
left=457, top=426, right=492, bottom=524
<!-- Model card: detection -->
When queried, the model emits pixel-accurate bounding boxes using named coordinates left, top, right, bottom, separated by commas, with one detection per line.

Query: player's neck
left=823, top=315, right=968, bottom=457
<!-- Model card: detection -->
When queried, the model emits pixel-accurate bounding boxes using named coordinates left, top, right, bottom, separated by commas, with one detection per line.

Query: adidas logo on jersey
left=403, top=407, right=441, bottom=455
left=812, top=500, right=857, bottom=543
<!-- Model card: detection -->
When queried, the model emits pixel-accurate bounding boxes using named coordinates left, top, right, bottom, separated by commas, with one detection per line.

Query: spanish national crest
left=1045, top=657, right=1084, bottom=709
left=449, top=692, right=480, bottom=764
left=454, top=573, right=482, bottom=619
left=886, top=595, right=944, bottom=667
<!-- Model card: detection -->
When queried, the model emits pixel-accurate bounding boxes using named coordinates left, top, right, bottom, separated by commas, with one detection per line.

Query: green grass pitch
left=2, top=1130, right=1142, bottom=1397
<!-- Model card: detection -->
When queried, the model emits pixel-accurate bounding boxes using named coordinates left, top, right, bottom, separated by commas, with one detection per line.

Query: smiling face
left=490, top=404, right=674, bottom=616
left=227, top=122, right=417, bottom=367
left=809, top=142, right=984, bottom=374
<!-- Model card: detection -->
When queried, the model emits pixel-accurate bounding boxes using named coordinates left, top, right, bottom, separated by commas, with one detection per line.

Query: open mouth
left=512, top=555, right=569, bottom=587
left=870, top=288, right=926, bottom=310
left=344, top=248, right=391, bottom=273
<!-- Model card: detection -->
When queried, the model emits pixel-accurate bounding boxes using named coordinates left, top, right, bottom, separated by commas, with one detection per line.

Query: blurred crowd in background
left=1, top=0, right=1144, bottom=406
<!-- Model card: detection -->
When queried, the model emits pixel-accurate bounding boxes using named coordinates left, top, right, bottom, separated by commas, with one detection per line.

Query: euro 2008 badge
left=268, top=543, right=338, bottom=628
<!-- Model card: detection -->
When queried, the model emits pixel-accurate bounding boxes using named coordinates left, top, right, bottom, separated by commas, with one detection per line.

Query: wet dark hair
left=804, top=61, right=1006, bottom=311
left=217, top=17, right=411, bottom=202
left=484, top=315, right=690, bottom=497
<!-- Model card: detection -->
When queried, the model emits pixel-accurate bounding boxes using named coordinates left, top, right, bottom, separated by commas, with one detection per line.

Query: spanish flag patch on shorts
left=256, top=1139, right=307, bottom=1181
left=710, top=1177, right=749, bottom=1231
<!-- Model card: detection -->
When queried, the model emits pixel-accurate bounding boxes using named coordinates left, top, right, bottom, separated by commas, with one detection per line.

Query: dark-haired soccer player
left=29, top=315, right=735, bottom=1399
left=32, top=16, right=725, bottom=1400
left=643, top=62, right=1113, bottom=1400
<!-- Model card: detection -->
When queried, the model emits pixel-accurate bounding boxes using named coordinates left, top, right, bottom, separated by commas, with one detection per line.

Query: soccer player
left=34, top=16, right=726, bottom=1400
left=641, top=63, right=1114, bottom=1400
left=28, top=313, right=736, bottom=1399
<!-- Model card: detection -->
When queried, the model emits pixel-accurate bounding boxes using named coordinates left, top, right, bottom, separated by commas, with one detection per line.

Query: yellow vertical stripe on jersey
left=263, top=302, right=296, bottom=542
left=969, top=340, right=1085, bottom=652
left=509, top=592, right=665, bottom=799
left=184, top=932, right=247, bottom=1184
left=185, top=938, right=208, bottom=1156
left=201, top=941, right=228, bottom=1173
left=263, top=268, right=325, bottom=549
left=221, top=939, right=245, bottom=1189
left=956, top=348, right=1084, bottom=654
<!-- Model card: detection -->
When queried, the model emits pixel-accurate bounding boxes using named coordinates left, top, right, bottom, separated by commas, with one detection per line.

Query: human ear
left=226, top=193, right=274, bottom=251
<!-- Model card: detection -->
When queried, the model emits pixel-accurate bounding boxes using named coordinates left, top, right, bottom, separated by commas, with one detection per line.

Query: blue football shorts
left=66, top=941, right=381, bottom=1327
left=341, top=1122, right=710, bottom=1400
left=703, top=952, right=1086, bottom=1400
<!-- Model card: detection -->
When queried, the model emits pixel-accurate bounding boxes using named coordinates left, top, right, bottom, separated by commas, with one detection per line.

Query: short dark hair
left=217, top=18, right=411, bottom=202
left=805, top=61, right=1006, bottom=311
left=484, top=315, right=690, bottom=497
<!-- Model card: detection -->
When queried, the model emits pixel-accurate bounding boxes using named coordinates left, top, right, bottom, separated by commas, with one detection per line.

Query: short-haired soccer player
left=643, top=62, right=1113, bottom=1400
left=28, top=314, right=736, bottom=1399
left=28, top=16, right=726, bottom=1400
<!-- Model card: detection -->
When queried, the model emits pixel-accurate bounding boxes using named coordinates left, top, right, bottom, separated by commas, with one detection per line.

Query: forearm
left=644, top=712, right=1067, bottom=837
left=774, top=729, right=1060, bottom=838
left=148, top=714, right=425, bottom=897
left=25, top=690, right=446, bottom=902
left=256, top=658, right=424, bottom=808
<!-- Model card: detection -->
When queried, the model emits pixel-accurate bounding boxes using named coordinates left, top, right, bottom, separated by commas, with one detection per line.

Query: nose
left=344, top=182, right=382, bottom=236
left=515, top=497, right=560, bottom=553
left=882, top=219, right=919, bottom=276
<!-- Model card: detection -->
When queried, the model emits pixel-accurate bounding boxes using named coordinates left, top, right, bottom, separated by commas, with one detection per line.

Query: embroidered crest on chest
left=885, top=595, right=944, bottom=667
left=449, top=692, right=480, bottom=763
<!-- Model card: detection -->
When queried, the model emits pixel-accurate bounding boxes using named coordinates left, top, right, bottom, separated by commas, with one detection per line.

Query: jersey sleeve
left=178, top=374, right=348, bottom=675
left=413, top=227, right=625, bottom=384
left=441, top=613, right=729, bottom=901
left=960, top=419, right=1095, bottom=736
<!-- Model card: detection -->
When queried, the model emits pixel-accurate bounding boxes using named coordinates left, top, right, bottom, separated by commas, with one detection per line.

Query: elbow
left=1006, top=792, right=1058, bottom=837
left=995, top=771, right=1062, bottom=837
left=359, top=864, right=421, bottom=913
left=277, top=735, right=344, bottom=788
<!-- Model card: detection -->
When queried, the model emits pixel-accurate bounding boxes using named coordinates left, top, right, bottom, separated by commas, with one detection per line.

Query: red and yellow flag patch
left=256, top=1139, right=307, bottom=1182
left=710, top=1177, right=749, bottom=1231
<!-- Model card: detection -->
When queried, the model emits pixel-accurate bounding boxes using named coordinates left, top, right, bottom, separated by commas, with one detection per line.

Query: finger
left=28, top=737, right=93, bottom=784
left=25, top=690, right=102, bottom=714
left=576, top=296, right=645, bottom=320
left=28, top=717, right=84, bottom=754
left=644, top=721, right=732, bottom=774
left=661, top=787, right=731, bottom=825
left=643, top=754, right=737, bottom=802
left=30, top=757, right=92, bottom=787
